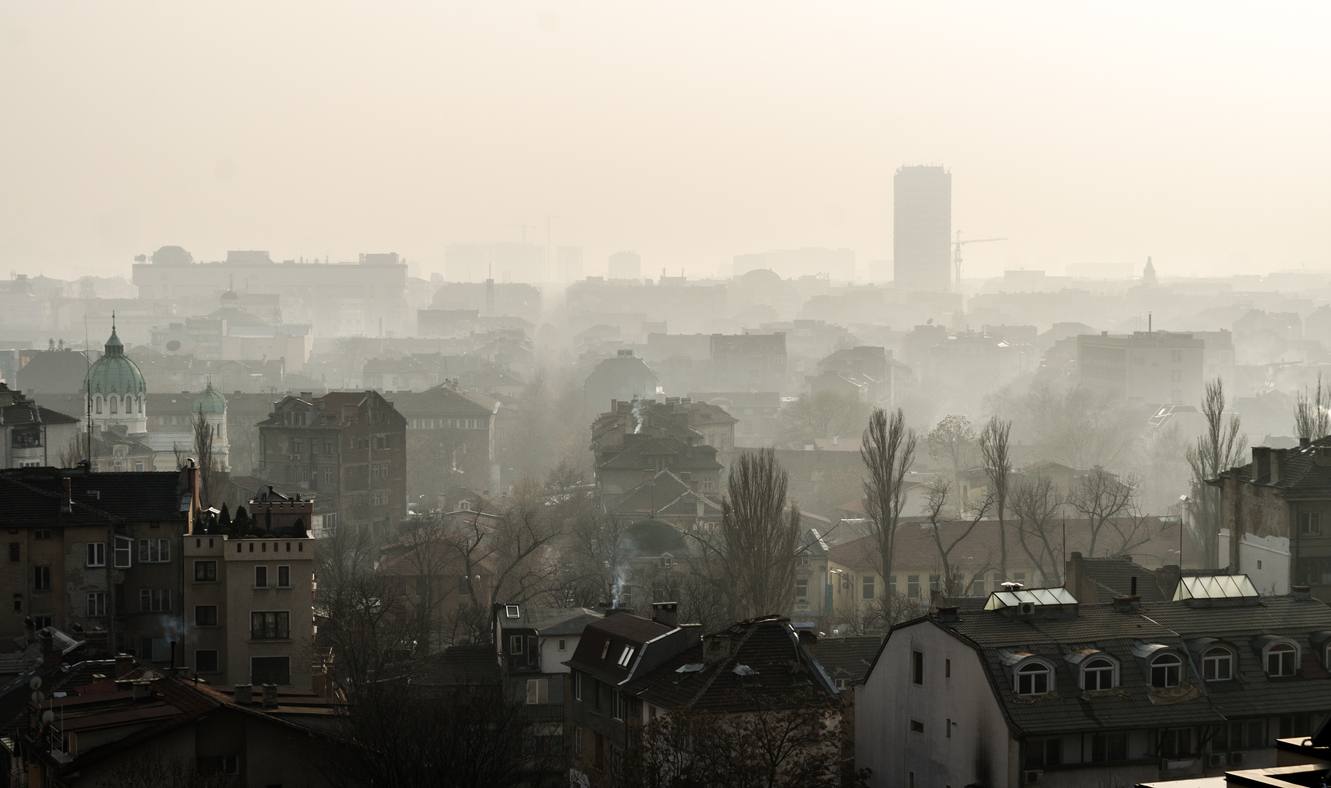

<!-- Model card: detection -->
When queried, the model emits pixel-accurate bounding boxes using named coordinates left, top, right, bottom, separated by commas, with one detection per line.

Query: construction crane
left=953, top=231, right=1007, bottom=292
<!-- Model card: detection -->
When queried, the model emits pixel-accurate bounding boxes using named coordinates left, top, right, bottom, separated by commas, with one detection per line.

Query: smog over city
left=2, top=4, right=1330, bottom=788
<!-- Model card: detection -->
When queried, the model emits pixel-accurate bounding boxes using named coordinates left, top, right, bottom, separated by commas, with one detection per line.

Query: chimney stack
left=1294, top=585, right=1312, bottom=601
left=131, top=679, right=151, bottom=702
left=62, top=478, right=73, bottom=513
left=262, top=683, right=278, bottom=709
left=651, top=601, right=679, bottom=629
left=115, top=653, right=133, bottom=679
left=234, top=684, right=253, bottom=705
left=38, top=629, right=60, bottom=669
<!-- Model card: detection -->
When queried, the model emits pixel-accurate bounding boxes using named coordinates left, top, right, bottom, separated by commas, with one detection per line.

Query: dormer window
left=1202, top=647, right=1233, bottom=681
left=617, top=646, right=636, bottom=667
left=1266, top=642, right=1298, bottom=677
left=1150, top=654, right=1182, bottom=688
left=1016, top=662, right=1051, bottom=696
left=505, top=604, right=520, bottom=618
left=1082, top=658, right=1116, bottom=691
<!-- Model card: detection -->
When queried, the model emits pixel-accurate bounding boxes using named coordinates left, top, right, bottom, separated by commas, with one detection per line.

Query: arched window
left=138, top=397, right=144, bottom=413
left=1083, top=658, right=1116, bottom=691
left=1016, top=662, right=1051, bottom=696
left=1202, top=648, right=1233, bottom=681
left=109, top=395, right=119, bottom=414
left=94, top=395, right=102, bottom=414
left=1150, top=653, right=1182, bottom=688
left=1267, top=643, right=1297, bottom=677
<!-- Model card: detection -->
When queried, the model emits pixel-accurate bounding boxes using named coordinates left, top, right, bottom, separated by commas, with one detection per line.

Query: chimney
left=23, top=617, right=35, bottom=644
left=1111, top=595, right=1138, bottom=613
left=1271, top=450, right=1282, bottom=483
left=651, top=601, right=679, bottom=629
left=1130, top=576, right=1137, bottom=596
left=1294, top=585, right=1312, bottom=601
left=38, top=629, right=60, bottom=669
left=131, top=679, right=151, bottom=702
left=702, top=633, right=732, bottom=663
left=937, top=606, right=960, bottom=623
left=234, top=684, right=253, bottom=705
left=1302, top=437, right=1313, bottom=448
left=115, top=653, right=133, bottom=679
left=262, top=683, right=278, bottom=709
left=312, top=672, right=328, bottom=699
left=1251, top=447, right=1271, bottom=481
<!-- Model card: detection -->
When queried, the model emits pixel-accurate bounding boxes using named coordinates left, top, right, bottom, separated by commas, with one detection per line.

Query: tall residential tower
left=893, top=165, right=952, bottom=293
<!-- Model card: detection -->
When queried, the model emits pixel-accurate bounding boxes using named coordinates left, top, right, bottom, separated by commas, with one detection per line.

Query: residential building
left=894, top=165, right=952, bottom=293
left=16, top=657, right=342, bottom=787
left=566, top=605, right=701, bottom=786
left=690, top=391, right=782, bottom=448
left=143, top=384, right=230, bottom=472
left=584, top=350, right=661, bottom=421
left=0, top=383, right=80, bottom=469
left=0, top=464, right=200, bottom=661
left=612, top=519, right=694, bottom=612
left=856, top=580, right=1331, bottom=788
left=376, top=519, right=498, bottom=650
left=1214, top=439, right=1331, bottom=599
left=793, top=528, right=833, bottom=621
left=256, top=390, right=407, bottom=539
left=184, top=487, right=315, bottom=688
left=389, top=382, right=499, bottom=499
left=812, top=346, right=894, bottom=407
left=494, top=604, right=605, bottom=773
left=1078, top=331, right=1206, bottom=405
left=603, top=469, right=723, bottom=535
left=709, top=332, right=788, bottom=393
left=13, top=342, right=90, bottom=396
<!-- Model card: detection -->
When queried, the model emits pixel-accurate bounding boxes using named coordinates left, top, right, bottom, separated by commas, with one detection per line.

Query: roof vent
left=1294, top=585, right=1312, bottom=601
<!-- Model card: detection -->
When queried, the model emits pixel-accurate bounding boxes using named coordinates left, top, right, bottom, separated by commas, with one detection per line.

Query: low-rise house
left=0, top=384, right=80, bottom=469
left=856, top=579, right=1331, bottom=788
left=603, top=469, right=723, bottom=534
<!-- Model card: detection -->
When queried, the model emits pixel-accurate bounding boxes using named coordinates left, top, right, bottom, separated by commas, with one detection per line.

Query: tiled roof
left=606, top=470, right=722, bottom=520
left=415, top=644, right=501, bottom=688
left=0, top=467, right=191, bottom=528
left=1223, top=438, right=1331, bottom=495
left=623, top=617, right=837, bottom=713
left=599, top=437, right=722, bottom=473
left=875, top=595, right=1331, bottom=737
left=496, top=606, right=605, bottom=637
left=565, top=613, right=676, bottom=685
left=1074, top=556, right=1170, bottom=602
left=816, top=636, right=881, bottom=684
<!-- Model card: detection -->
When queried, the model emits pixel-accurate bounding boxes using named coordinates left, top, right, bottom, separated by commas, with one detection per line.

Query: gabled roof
left=623, top=617, right=837, bottom=712
left=415, top=644, right=501, bottom=688
left=1220, top=438, right=1331, bottom=497
left=497, top=606, right=605, bottom=637
left=565, top=613, right=678, bottom=685
left=813, top=636, right=881, bottom=685
left=0, top=467, right=192, bottom=527
left=605, top=469, right=722, bottom=521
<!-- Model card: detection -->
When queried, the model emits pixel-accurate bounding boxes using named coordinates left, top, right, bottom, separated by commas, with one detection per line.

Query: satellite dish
left=41, top=710, right=54, bottom=724
left=29, top=677, right=41, bottom=690
left=31, top=691, right=44, bottom=705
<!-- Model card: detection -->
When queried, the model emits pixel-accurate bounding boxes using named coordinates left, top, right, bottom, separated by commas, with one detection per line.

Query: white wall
left=1238, top=532, right=1290, bottom=595
left=541, top=634, right=578, bottom=673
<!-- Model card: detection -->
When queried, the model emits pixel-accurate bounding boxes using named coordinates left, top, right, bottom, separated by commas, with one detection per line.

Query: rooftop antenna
left=84, top=316, right=92, bottom=465
left=1149, top=312, right=1152, bottom=333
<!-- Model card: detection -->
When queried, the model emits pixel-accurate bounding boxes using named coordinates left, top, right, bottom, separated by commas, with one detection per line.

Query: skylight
left=983, top=587, right=1078, bottom=611
left=1172, top=575, right=1258, bottom=601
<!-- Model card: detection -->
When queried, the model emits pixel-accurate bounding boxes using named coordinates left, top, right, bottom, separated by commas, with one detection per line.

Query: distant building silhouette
left=893, top=165, right=952, bottom=293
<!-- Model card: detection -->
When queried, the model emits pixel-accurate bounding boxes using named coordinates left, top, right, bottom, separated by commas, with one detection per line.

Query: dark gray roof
left=880, top=595, right=1331, bottom=737
left=496, top=606, right=605, bottom=637
left=816, top=636, right=881, bottom=684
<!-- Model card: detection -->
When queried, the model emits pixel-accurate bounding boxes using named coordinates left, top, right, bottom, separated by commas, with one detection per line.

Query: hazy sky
left=2, top=2, right=1329, bottom=281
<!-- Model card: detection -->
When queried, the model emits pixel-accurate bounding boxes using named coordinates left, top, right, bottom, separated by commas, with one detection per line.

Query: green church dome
left=85, top=323, right=146, bottom=398
left=193, top=383, right=227, bottom=414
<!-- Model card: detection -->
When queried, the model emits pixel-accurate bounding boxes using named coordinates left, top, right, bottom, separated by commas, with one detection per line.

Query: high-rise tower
left=893, top=166, right=952, bottom=293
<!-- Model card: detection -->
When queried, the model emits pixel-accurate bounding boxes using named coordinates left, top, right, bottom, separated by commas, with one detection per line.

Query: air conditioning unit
left=1231, top=751, right=1246, bottom=765
left=1023, top=770, right=1043, bottom=784
left=1019, top=602, right=1036, bottom=616
left=1208, top=753, right=1226, bottom=767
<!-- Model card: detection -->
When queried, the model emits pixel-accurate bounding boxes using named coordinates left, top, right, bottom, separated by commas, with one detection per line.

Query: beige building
left=184, top=492, right=315, bottom=688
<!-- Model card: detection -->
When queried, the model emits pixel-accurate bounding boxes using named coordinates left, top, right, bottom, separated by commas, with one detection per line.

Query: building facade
left=1077, top=331, right=1206, bottom=405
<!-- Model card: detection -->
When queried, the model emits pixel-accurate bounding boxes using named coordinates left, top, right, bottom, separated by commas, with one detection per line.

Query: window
left=509, top=635, right=525, bottom=655
left=574, top=671, right=582, bottom=701
left=194, top=560, right=217, bottom=582
left=1083, top=658, right=1115, bottom=690
left=945, top=658, right=951, bottom=678
left=1150, top=653, right=1182, bottom=688
left=86, top=592, right=105, bottom=616
left=34, top=529, right=52, bottom=540
left=140, top=589, right=171, bottom=612
left=889, top=575, right=898, bottom=596
left=1016, top=662, right=1051, bottom=695
left=252, top=656, right=291, bottom=685
left=113, top=536, right=132, bottom=568
left=526, top=678, right=549, bottom=704
left=910, top=719, right=924, bottom=733
left=929, top=574, right=941, bottom=595
left=138, top=538, right=170, bottom=563
left=661, top=555, right=673, bottom=569
left=1091, top=732, right=1128, bottom=762
left=8, top=542, right=18, bottom=562
left=195, top=605, right=218, bottom=626
left=946, top=717, right=952, bottom=737
left=254, top=566, right=269, bottom=588
left=1302, top=513, right=1322, bottom=536
left=907, top=575, right=920, bottom=599
left=13, top=593, right=21, bottom=612
left=617, top=646, right=636, bottom=667
left=613, top=691, right=627, bottom=720
left=1025, top=737, right=1063, bottom=768
left=1157, top=728, right=1193, bottom=758
left=795, top=579, right=809, bottom=602
left=33, top=615, right=51, bottom=630
left=863, top=575, right=876, bottom=600
left=195, top=650, right=219, bottom=673
left=134, top=460, right=144, bottom=472
left=1267, top=643, right=1297, bottom=677
left=573, top=725, right=584, bottom=758
left=34, top=566, right=51, bottom=591
left=1202, top=648, right=1233, bottom=681
left=277, top=565, right=291, bottom=587
left=87, top=542, right=105, bottom=567
left=251, top=611, right=290, bottom=640
left=912, top=650, right=924, bottom=685
left=559, top=639, right=568, bottom=652
left=1280, top=714, right=1313, bottom=739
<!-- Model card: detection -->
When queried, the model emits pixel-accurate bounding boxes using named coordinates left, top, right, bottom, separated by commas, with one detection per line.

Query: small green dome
left=619, top=518, right=689, bottom=557
left=85, top=325, right=146, bottom=398
left=193, top=384, right=227, bottom=414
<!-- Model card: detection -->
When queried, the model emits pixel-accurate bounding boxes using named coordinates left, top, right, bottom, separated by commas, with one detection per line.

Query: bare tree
left=926, top=414, right=980, bottom=483
left=1010, top=474, right=1066, bottom=585
left=1294, top=373, right=1331, bottom=440
left=1067, top=467, right=1138, bottom=558
left=94, top=755, right=237, bottom=788
left=778, top=389, right=873, bottom=446
left=860, top=408, right=917, bottom=607
left=193, top=409, right=219, bottom=505
left=980, top=415, right=1013, bottom=580
left=692, top=449, right=802, bottom=619
left=922, top=480, right=994, bottom=598
left=58, top=432, right=87, bottom=468
left=1186, top=379, right=1247, bottom=569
